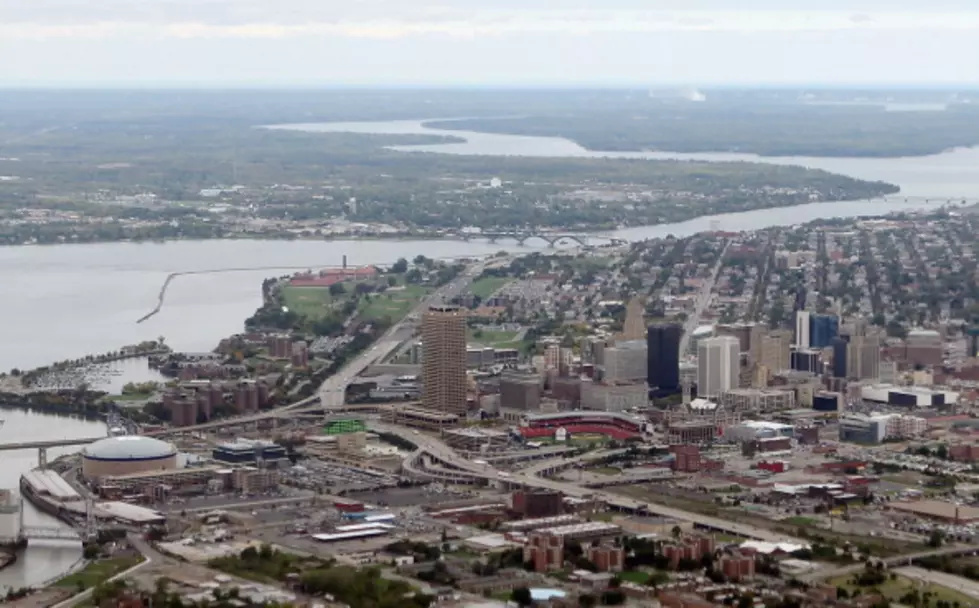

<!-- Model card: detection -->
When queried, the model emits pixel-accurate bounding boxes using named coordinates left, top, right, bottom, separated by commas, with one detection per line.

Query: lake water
left=2, top=116, right=978, bottom=589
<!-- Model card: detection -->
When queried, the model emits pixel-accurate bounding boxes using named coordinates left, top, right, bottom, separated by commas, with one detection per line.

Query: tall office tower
left=795, top=310, right=811, bottom=348
left=809, top=314, right=840, bottom=349
left=697, top=336, right=740, bottom=399
left=619, top=297, right=646, bottom=342
left=422, top=305, right=468, bottom=417
left=758, top=330, right=792, bottom=374
left=831, top=336, right=849, bottom=379
left=847, top=334, right=881, bottom=381
left=647, top=324, right=682, bottom=392
left=715, top=322, right=755, bottom=354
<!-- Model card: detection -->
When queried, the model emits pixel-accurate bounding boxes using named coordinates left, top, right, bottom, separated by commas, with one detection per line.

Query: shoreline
left=1, top=194, right=937, bottom=252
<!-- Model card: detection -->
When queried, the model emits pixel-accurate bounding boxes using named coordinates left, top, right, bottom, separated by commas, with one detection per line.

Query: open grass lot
left=589, top=466, right=624, bottom=476
left=281, top=281, right=431, bottom=325
left=830, top=574, right=976, bottom=606
left=56, top=555, right=144, bottom=590
left=360, top=284, right=431, bottom=323
left=281, top=285, right=337, bottom=320
left=618, top=570, right=652, bottom=584
left=468, top=329, right=522, bottom=348
left=470, top=276, right=510, bottom=299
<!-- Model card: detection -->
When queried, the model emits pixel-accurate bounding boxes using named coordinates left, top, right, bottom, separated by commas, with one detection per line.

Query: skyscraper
left=809, top=314, right=840, bottom=349
left=831, top=336, right=849, bottom=379
left=422, top=305, right=468, bottom=418
left=795, top=310, right=811, bottom=349
left=697, top=336, right=740, bottom=399
left=619, top=297, right=646, bottom=342
left=647, top=324, right=682, bottom=392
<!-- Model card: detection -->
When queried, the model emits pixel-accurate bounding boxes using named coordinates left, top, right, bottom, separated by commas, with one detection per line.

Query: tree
left=329, top=282, right=346, bottom=296
left=392, top=258, right=409, bottom=273
left=928, top=529, right=945, bottom=548
left=579, top=593, right=597, bottom=608
left=671, top=525, right=683, bottom=539
left=511, top=586, right=533, bottom=607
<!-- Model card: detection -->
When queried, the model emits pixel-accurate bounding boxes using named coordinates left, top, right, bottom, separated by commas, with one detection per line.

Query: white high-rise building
left=795, top=310, right=811, bottom=349
left=697, top=336, right=740, bottom=399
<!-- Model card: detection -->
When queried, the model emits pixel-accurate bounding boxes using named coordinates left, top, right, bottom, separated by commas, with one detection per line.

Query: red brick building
left=524, top=532, right=564, bottom=572
left=663, top=535, right=715, bottom=569
left=587, top=544, right=625, bottom=572
left=719, top=552, right=755, bottom=581
left=512, top=490, right=564, bottom=519
left=950, top=444, right=979, bottom=462
left=672, top=445, right=701, bottom=473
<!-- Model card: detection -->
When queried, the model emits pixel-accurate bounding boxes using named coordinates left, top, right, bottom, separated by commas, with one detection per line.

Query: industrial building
left=839, top=414, right=888, bottom=444
left=813, top=391, right=844, bottom=413
left=716, top=388, right=796, bottom=413
left=860, top=384, right=959, bottom=408
left=723, top=421, right=794, bottom=443
left=443, top=427, right=510, bottom=451
left=512, top=490, right=564, bottom=519
left=212, top=439, right=289, bottom=466
left=81, top=436, right=178, bottom=479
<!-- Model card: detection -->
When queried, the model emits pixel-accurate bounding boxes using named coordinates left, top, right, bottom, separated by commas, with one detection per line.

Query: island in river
left=0, top=88, right=903, bottom=246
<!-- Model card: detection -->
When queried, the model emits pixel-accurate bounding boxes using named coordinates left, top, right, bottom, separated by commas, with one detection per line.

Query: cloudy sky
left=2, top=0, right=979, bottom=86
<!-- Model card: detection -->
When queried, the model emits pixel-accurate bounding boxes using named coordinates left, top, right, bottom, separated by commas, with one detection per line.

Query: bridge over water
left=451, top=231, right=626, bottom=247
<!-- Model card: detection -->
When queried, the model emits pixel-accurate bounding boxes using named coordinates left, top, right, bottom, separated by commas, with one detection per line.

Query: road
left=678, top=240, right=731, bottom=355
left=145, top=256, right=505, bottom=438
left=50, top=534, right=155, bottom=608
left=310, top=256, right=499, bottom=410
left=896, top=566, right=979, bottom=600
left=371, top=421, right=804, bottom=543
left=800, top=545, right=979, bottom=583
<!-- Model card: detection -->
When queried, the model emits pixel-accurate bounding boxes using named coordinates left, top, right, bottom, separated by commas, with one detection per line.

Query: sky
left=3, top=0, right=979, bottom=86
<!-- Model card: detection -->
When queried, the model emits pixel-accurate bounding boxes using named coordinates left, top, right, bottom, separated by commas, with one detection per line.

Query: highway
left=143, top=256, right=504, bottom=438
left=370, top=421, right=804, bottom=543
left=0, top=436, right=106, bottom=452
left=896, top=566, right=979, bottom=601
left=799, top=545, right=979, bottom=583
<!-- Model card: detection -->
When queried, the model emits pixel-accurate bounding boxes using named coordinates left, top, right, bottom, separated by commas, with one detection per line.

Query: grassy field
left=281, top=282, right=431, bottom=325
left=589, top=466, right=624, bottom=476
left=281, top=285, right=338, bottom=320
left=470, top=276, right=510, bottom=299
left=468, top=329, right=522, bottom=348
left=618, top=570, right=651, bottom=584
left=830, top=574, right=976, bottom=606
left=360, top=284, right=431, bottom=323
left=56, top=555, right=144, bottom=590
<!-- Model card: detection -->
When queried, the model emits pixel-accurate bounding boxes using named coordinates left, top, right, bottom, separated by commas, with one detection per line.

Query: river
left=269, top=118, right=979, bottom=198
left=2, top=118, right=978, bottom=589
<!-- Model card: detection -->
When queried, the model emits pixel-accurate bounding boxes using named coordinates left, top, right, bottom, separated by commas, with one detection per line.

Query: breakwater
left=135, top=265, right=340, bottom=324
left=134, top=255, right=481, bottom=324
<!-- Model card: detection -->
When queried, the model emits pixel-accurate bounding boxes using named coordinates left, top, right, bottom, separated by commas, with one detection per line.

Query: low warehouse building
left=887, top=499, right=979, bottom=523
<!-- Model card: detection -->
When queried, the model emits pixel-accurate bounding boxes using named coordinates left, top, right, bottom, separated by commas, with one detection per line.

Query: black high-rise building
left=647, top=323, right=682, bottom=392
left=831, top=336, right=849, bottom=379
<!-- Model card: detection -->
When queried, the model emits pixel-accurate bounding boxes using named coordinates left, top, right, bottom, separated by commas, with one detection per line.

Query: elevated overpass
left=371, top=421, right=803, bottom=543
left=800, top=545, right=979, bottom=583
